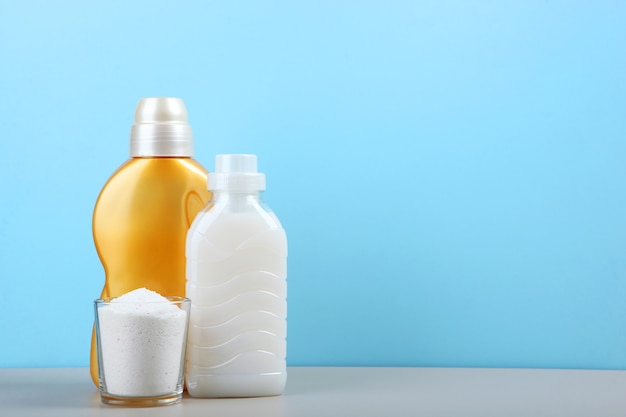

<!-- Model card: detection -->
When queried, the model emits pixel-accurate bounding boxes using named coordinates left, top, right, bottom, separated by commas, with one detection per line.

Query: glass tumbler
left=94, top=296, right=191, bottom=406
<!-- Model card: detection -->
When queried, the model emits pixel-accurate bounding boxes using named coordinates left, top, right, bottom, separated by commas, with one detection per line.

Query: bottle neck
left=131, top=156, right=191, bottom=159
left=212, top=189, right=260, bottom=197
left=212, top=190, right=262, bottom=212
left=130, top=124, right=194, bottom=157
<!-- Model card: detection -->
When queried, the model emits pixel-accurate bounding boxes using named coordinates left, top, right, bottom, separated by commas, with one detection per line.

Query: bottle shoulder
left=104, top=158, right=207, bottom=181
left=188, top=200, right=287, bottom=254
left=97, top=159, right=207, bottom=195
left=193, top=199, right=283, bottom=229
left=94, top=158, right=211, bottom=219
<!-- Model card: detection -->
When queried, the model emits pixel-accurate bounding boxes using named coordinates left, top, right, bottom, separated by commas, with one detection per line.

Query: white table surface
left=1, top=366, right=625, bottom=416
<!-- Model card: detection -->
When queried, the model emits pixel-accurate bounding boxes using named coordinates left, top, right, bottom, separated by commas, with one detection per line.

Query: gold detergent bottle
left=90, top=97, right=211, bottom=385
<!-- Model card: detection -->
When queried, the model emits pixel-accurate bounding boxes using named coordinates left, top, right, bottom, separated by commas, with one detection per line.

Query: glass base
left=100, top=391, right=182, bottom=407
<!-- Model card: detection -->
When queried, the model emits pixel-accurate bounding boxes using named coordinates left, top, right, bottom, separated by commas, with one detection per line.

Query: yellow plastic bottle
left=90, top=98, right=211, bottom=385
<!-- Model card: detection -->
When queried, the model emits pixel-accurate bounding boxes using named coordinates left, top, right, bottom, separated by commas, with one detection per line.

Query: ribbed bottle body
left=186, top=196, right=287, bottom=398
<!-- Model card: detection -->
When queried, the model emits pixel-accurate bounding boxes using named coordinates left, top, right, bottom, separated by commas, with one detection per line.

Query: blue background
left=1, top=1, right=625, bottom=369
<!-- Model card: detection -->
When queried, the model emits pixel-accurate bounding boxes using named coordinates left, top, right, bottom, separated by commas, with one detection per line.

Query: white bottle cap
left=208, top=154, right=266, bottom=191
left=129, top=97, right=194, bottom=157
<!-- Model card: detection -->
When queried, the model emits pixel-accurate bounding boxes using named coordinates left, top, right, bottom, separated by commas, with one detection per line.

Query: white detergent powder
left=97, top=288, right=188, bottom=397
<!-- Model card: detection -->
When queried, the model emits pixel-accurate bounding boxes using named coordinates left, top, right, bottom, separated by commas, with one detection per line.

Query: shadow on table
left=0, top=369, right=100, bottom=410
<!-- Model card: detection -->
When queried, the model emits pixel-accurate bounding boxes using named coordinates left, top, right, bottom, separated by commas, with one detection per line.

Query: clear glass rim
left=94, top=296, right=190, bottom=305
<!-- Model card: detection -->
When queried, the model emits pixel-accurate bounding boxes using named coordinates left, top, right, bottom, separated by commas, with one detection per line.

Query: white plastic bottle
left=185, top=154, right=288, bottom=398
